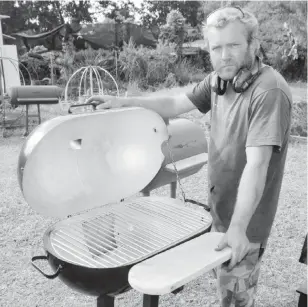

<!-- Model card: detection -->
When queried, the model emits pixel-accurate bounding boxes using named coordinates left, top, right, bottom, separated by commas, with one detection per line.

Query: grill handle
left=68, top=102, right=98, bottom=114
left=31, top=255, right=63, bottom=279
left=185, top=199, right=211, bottom=212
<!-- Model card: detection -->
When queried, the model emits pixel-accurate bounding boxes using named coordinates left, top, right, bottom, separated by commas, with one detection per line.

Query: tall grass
left=291, top=102, right=307, bottom=137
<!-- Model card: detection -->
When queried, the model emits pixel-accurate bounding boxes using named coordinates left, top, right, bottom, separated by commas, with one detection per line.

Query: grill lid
left=18, top=107, right=169, bottom=218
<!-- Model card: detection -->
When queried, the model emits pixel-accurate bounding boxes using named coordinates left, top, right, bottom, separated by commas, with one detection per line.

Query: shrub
left=173, top=57, right=206, bottom=85
left=159, top=10, right=186, bottom=46
left=118, top=39, right=206, bottom=89
left=19, top=53, right=50, bottom=83
left=118, top=39, right=176, bottom=88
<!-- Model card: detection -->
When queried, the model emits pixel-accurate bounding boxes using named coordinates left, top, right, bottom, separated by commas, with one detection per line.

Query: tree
left=98, top=0, right=138, bottom=23
left=0, top=1, right=41, bottom=34
left=199, top=1, right=307, bottom=80
left=0, top=0, right=93, bottom=35
left=61, top=1, right=93, bottom=23
left=139, top=1, right=202, bottom=27
left=244, top=1, right=307, bottom=80
left=159, top=10, right=186, bottom=60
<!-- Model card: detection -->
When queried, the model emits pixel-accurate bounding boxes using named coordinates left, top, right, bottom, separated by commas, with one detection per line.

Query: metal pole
left=50, top=52, right=54, bottom=85
left=90, top=66, right=93, bottom=96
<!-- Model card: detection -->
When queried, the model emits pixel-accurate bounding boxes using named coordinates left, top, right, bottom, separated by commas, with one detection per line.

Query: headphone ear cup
left=232, top=69, right=253, bottom=93
left=212, top=75, right=228, bottom=95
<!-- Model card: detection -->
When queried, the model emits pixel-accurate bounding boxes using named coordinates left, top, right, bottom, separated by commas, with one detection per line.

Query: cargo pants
left=211, top=225, right=267, bottom=307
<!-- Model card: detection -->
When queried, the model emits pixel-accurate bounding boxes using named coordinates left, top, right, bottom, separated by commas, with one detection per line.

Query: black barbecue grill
left=34, top=197, right=211, bottom=298
left=18, top=106, right=212, bottom=306
left=8, top=85, right=63, bottom=136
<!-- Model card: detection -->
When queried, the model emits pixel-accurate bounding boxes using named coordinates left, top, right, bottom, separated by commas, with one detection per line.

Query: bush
left=159, top=10, right=186, bottom=48
left=173, top=57, right=206, bottom=85
left=56, top=48, right=116, bottom=85
left=19, top=54, right=50, bottom=83
left=118, top=39, right=206, bottom=89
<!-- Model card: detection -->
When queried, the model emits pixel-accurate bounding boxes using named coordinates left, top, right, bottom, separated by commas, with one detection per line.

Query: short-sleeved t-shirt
left=186, top=65, right=292, bottom=243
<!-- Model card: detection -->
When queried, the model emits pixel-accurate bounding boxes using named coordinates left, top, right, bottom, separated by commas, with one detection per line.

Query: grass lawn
left=0, top=83, right=307, bottom=307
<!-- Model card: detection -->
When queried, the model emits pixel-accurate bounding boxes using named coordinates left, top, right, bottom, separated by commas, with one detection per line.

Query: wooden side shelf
left=129, top=232, right=231, bottom=302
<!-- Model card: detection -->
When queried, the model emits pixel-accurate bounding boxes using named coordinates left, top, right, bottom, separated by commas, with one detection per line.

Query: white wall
left=0, top=44, right=21, bottom=93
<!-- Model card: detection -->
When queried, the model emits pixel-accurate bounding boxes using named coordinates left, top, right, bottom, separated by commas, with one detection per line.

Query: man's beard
left=211, top=49, right=255, bottom=81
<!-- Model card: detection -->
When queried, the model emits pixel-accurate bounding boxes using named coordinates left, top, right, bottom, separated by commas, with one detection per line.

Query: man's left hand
left=215, top=226, right=251, bottom=270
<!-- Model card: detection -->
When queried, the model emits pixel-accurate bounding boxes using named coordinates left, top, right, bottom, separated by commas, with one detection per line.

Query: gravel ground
left=0, top=129, right=306, bottom=307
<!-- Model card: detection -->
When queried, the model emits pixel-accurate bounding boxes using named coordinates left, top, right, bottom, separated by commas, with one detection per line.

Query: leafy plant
left=117, top=39, right=207, bottom=89
left=118, top=39, right=176, bottom=88
left=173, top=57, right=205, bottom=85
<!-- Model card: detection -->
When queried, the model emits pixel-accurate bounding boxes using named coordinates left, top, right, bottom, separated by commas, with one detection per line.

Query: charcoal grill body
left=18, top=107, right=212, bottom=303
left=42, top=242, right=132, bottom=296
left=35, top=221, right=210, bottom=297
left=9, top=85, right=62, bottom=106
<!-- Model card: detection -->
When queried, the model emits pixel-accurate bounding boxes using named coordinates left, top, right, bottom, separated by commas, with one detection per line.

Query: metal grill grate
left=50, top=198, right=212, bottom=268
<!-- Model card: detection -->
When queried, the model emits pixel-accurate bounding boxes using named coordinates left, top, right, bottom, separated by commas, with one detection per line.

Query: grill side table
left=129, top=232, right=232, bottom=307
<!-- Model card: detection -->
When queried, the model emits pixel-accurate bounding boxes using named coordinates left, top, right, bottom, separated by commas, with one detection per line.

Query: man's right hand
left=85, top=95, right=122, bottom=109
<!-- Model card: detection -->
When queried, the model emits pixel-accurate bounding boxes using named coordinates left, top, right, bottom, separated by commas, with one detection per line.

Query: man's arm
left=87, top=75, right=213, bottom=119
left=86, top=93, right=197, bottom=119
left=233, top=89, right=291, bottom=231
left=229, top=145, right=273, bottom=232
left=216, top=146, right=273, bottom=269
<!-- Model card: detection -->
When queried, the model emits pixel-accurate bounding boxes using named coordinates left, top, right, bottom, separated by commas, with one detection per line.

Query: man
left=86, top=6, right=292, bottom=307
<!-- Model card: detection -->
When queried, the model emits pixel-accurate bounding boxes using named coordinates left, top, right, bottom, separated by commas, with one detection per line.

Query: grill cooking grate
left=50, top=198, right=212, bottom=268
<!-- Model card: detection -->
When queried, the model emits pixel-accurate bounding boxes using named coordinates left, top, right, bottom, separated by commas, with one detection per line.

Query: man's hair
left=203, top=7, right=260, bottom=52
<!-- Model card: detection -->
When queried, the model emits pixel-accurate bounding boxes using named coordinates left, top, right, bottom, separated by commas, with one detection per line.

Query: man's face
left=207, top=20, right=254, bottom=80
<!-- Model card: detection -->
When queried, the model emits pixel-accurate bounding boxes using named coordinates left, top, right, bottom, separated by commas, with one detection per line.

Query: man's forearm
left=229, top=163, right=268, bottom=232
left=117, top=95, right=178, bottom=119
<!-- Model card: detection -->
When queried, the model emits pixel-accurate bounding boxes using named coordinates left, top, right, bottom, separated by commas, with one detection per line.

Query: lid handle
left=68, top=102, right=98, bottom=114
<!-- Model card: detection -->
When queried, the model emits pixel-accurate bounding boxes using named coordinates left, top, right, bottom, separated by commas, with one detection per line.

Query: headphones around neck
left=212, top=57, right=262, bottom=95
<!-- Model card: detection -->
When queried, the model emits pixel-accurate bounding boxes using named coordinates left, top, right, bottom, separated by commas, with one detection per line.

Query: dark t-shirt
left=186, top=65, right=292, bottom=243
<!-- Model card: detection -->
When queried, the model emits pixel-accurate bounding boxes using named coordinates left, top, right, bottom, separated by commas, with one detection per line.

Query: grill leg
left=143, top=294, right=159, bottom=307
left=97, top=295, right=114, bottom=307
left=24, top=104, right=29, bottom=136
left=142, top=189, right=150, bottom=196
left=170, top=181, right=177, bottom=198
left=37, top=104, right=41, bottom=124
left=298, top=293, right=307, bottom=307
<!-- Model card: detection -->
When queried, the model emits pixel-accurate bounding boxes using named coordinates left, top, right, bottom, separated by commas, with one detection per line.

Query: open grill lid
left=18, top=107, right=169, bottom=218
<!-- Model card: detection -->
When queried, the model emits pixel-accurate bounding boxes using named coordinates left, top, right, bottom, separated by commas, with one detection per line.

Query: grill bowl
left=33, top=197, right=212, bottom=296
